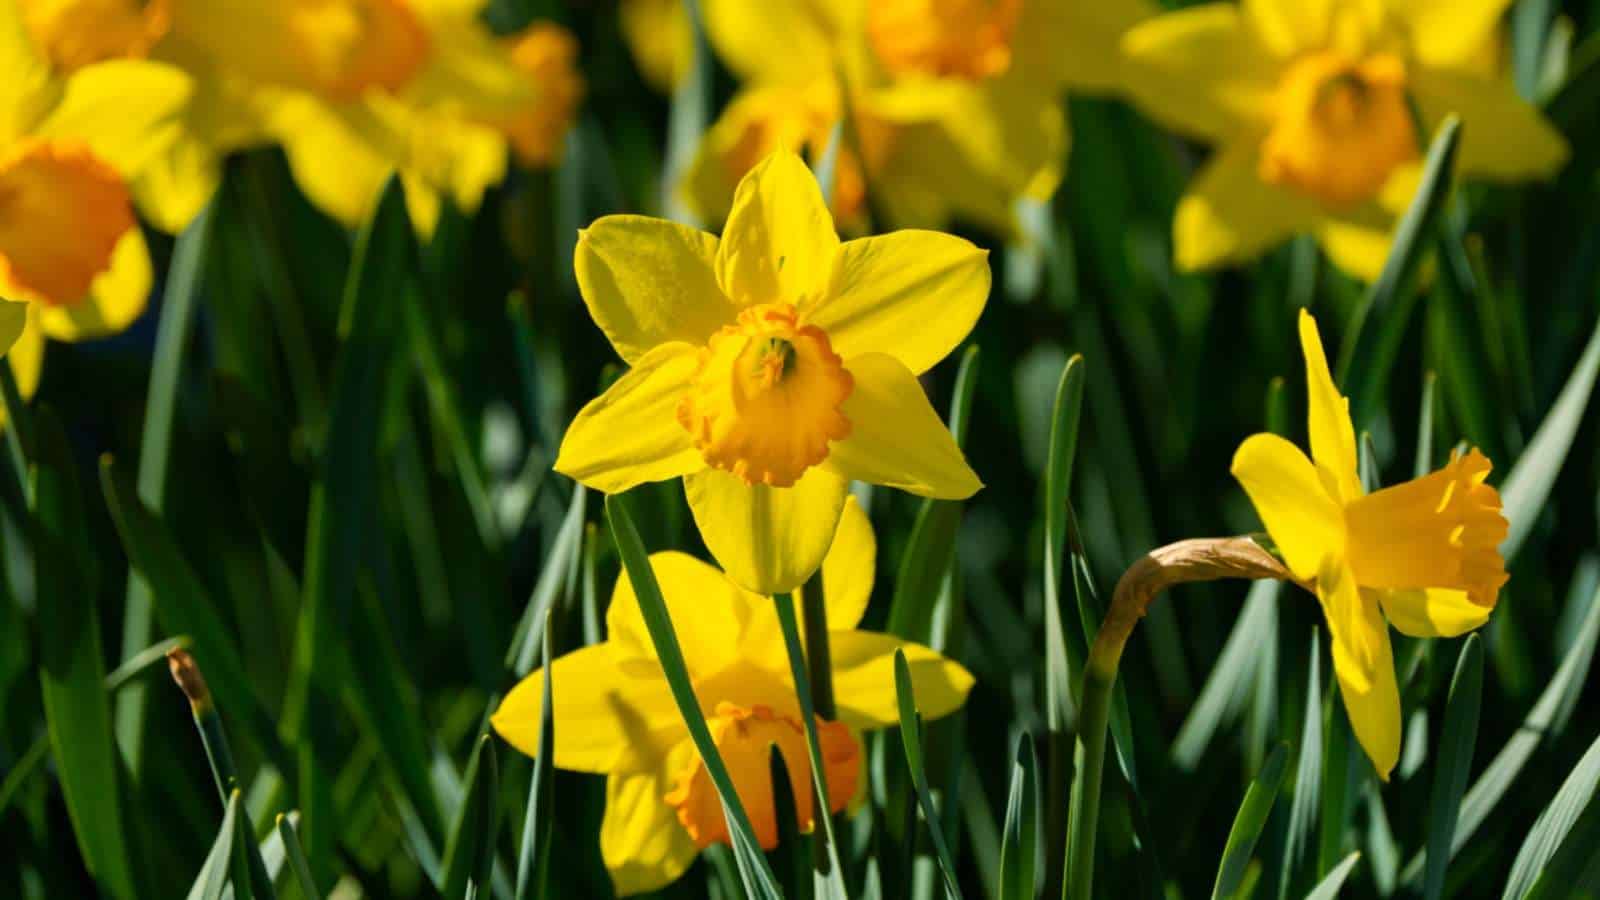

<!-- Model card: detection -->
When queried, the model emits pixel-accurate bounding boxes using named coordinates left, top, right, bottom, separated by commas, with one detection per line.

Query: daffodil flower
left=1, top=0, right=190, bottom=392
left=116, top=0, right=583, bottom=235
left=555, top=150, right=987, bottom=594
left=493, top=498, right=973, bottom=896
left=1121, top=0, right=1569, bottom=280
left=1231, top=309, right=1508, bottom=777
left=685, top=0, right=1151, bottom=233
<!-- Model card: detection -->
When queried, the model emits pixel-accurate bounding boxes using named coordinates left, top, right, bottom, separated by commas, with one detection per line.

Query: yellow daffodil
left=18, top=0, right=172, bottom=72
left=685, top=0, right=1151, bottom=234
left=493, top=498, right=973, bottom=895
left=1231, top=309, right=1507, bottom=777
left=555, top=150, right=986, bottom=594
left=124, top=0, right=583, bottom=234
left=1, top=0, right=189, bottom=394
left=1121, top=0, right=1569, bottom=280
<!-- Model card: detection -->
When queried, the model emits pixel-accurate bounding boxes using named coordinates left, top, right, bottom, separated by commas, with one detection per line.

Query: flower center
left=0, top=139, right=133, bottom=307
left=676, top=303, right=853, bottom=487
left=1259, top=50, right=1416, bottom=208
left=19, top=0, right=171, bottom=70
left=289, top=0, right=429, bottom=99
left=1344, top=448, right=1509, bottom=607
left=867, top=0, right=1021, bottom=80
left=663, top=703, right=859, bottom=850
left=496, top=23, right=585, bottom=166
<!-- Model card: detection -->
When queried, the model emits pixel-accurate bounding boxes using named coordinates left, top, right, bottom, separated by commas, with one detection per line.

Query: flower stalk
left=1065, top=536, right=1294, bottom=900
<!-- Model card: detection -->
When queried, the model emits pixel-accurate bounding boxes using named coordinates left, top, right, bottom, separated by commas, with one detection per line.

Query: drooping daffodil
left=1120, top=0, right=1569, bottom=280
left=1231, top=309, right=1507, bottom=777
left=555, top=149, right=987, bottom=594
left=1, top=0, right=190, bottom=395
left=492, top=497, right=973, bottom=895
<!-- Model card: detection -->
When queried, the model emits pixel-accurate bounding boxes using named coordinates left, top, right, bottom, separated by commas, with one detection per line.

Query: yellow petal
left=715, top=150, right=838, bottom=312
left=601, top=760, right=701, bottom=897
left=9, top=305, right=45, bottom=399
left=491, top=643, right=684, bottom=774
left=1319, top=560, right=1400, bottom=779
left=575, top=216, right=738, bottom=365
left=0, top=301, right=26, bottom=355
left=38, top=226, right=149, bottom=341
left=812, top=230, right=988, bottom=377
left=1241, top=0, right=1331, bottom=56
left=1377, top=588, right=1491, bottom=639
left=700, top=0, right=837, bottom=84
left=825, top=352, right=981, bottom=499
left=33, top=60, right=192, bottom=177
left=132, top=136, right=222, bottom=235
left=1392, top=0, right=1513, bottom=69
left=1173, top=141, right=1320, bottom=272
left=607, top=550, right=758, bottom=678
left=266, top=94, right=392, bottom=229
left=1229, top=433, right=1344, bottom=582
left=829, top=631, right=973, bottom=730
left=817, top=496, right=875, bottom=631
left=1298, top=308, right=1364, bottom=504
left=684, top=463, right=850, bottom=595
left=1411, top=67, right=1569, bottom=181
left=1120, top=5, right=1280, bottom=141
left=1316, top=218, right=1392, bottom=283
left=0, top=0, right=61, bottom=141
left=554, top=342, right=706, bottom=494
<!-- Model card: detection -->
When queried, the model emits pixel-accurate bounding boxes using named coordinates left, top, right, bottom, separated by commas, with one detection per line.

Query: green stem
left=1062, top=537, right=1293, bottom=900
left=800, top=571, right=835, bottom=719
left=775, top=590, right=848, bottom=888
left=0, top=361, right=32, bottom=501
left=1063, top=669, right=1112, bottom=900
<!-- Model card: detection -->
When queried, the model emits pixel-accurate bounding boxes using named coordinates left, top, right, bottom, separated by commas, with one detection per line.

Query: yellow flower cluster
left=0, top=0, right=583, bottom=403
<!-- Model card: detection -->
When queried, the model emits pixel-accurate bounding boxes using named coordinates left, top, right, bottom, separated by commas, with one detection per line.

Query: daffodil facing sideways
left=1231, top=309, right=1507, bottom=776
left=1120, top=0, right=1569, bottom=280
left=492, top=498, right=973, bottom=895
left=0, top=0, right=190, bottom=399
left=555, top=150, right=987, bottom=594
left=684, top=0, right=1154, bottom=234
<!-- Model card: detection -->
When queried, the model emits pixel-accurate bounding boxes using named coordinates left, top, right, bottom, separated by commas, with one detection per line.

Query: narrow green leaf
left=33, top=407, right=135, bottom=900
left=1497, top=310, right=1600, bottom=561
left=1173, top=581, right=1280, bottom=770
left=766, top=745, right=810, bottom=899
left=894, top=649, right=965, bottom=900
left=1400, top=567, right=1600, bottom=886
left=1318, top=690, right=1363, bottom=876
left=99, top=461, right=287, bottom=772
left=1214, top=744, right=1289, bottom=900
left=281, top=175, right=411, bottom=872
left=999, top=732, right=1040, bottom=900
left=442, top=734, right=500, bottom=899
left=662, top=0, right=710, bottom=223
left=605, top=494, right=783, bottom=900
left=229, top=788, right=258, bottom=900
left=116, top=196, right=214, bottom=775
left=888, top=345, right=979, bottom=643
left=1043, top=354, right=1085, bottom=732
left=1414, top=371, right=1438, bottom=478
left=1304, top=853, right=1362, bottom=900
left=276, top=814, right=321, bottom=900
left=1279, top=629, right=1322, bottom=900
left=1423, top=635, right=1483, bottom=900
left=1337, top=115, right=1462, bottom=425
left=103, top=635, right=190, bottom=693
left=1502, top=729, right=1600, bottom=900
left=514, top=618, right=555, bottom=900
left=773, top=592, right=850, bottom=899
left=1524, top=779, right=1600, bottom=898
left=508, top=483, right=586, bottom=677
left=186, top=790, right=241, bottom=900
